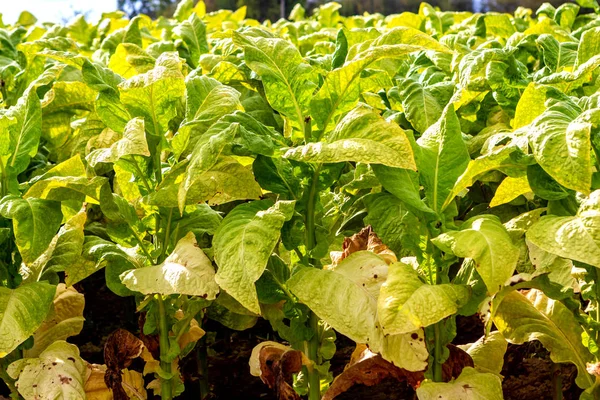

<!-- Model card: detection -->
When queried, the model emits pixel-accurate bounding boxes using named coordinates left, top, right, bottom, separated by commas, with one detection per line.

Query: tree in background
left=117, top=0, right=550, bottom=21
left=117, top=0, right=179, bottom=18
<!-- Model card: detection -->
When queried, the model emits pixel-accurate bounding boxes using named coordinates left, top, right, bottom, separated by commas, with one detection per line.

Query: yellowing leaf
left=489, top=175, right=531, bottom=207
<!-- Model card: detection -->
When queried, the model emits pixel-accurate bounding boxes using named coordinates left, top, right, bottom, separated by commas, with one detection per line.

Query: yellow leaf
left=490, top=176, right=532, bottom=207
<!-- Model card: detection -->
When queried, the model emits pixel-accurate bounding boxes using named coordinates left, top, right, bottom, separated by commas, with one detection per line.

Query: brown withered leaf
left=323, top=346, right=424, bottom=400
left=85, top=363, right=147, bottom=400
left=138, top=313, right=160, bottom=360
left=104, top=329, right=144, bottom=400
left=323, top=344, right=474, bottom=400
left=443, top=344, right=475, bottom=381
left=330, top=226, right=397, bottom=266
left=250, top=342, right=304, bottom=400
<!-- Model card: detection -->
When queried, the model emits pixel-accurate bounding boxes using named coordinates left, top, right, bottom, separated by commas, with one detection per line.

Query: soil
left=0, top=274, right=586, bottom=399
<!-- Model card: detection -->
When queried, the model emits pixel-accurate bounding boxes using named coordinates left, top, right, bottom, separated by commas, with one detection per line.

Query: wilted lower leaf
left=8, top=341, right=87, bottom=400
left=24, top=284, right=85, bottom=358
left=104, top=329, right=144, bottom=400
left=249, top=341, right=304, bottom=400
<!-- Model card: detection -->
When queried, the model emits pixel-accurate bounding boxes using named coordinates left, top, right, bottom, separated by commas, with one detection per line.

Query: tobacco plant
left=2, top=0, right=600, bottom=399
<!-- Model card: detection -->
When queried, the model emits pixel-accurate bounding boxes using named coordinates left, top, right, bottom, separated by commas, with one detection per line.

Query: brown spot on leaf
left=411, top=333, right=418, bottom=340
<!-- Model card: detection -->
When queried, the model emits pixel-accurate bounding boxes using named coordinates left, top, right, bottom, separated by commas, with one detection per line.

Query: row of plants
left=1, top=0, right=600, bottom=398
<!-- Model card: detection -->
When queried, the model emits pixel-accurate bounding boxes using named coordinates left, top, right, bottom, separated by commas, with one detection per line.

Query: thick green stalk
left=197, top=336, right=210, bottom=399
left=157, top=296, right=173, bottom=400
left=432, top=322, right=443, bottom=382
left=430, top=239, right=443, bottom=382
left=307, top=312, right=321, bottom=400
left=552, top=362, right=563, bottom=400
left=304, top=164, right=323, bottom=400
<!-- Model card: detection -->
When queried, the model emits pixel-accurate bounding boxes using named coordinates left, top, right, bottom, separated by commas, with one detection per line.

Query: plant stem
left=0, top=159, right=7, bottom=198
left=159, top=208, right=174, bottom=264
left=430, top=240, right=443, bottom=382
left=304, top=165, right=322, bottom=266
left=433, top=322, right=443, bottom=382
left=552, top=362, right=563, bottom=400
left=307, top=312, right=321, bottom=400
left=197, top=335, right=210, bottom=400
left=304, top=163, right=323, bottom=400
left=157, top=295, right=173, bottom=400
left=128, top=155, right=153, bottom=194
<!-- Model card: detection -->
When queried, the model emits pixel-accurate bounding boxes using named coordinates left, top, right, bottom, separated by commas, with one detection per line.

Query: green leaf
left=0, top=89, right=42, bottom=179
left=119, top=52, right=185, bottom=137
left=494, top=290, right=595, bottom=388
left=416, top=367, right=504, bottom=400
left=459, top=331, right=507, bottom=376
left=121, top=232, right=220, bottom=298
left=311, top=43, right=443, bottom=133
left=171, top=75, right=242, bottom=159
left=363, top=193, right=422, bottom=256
left=527, top=100, right=592, bottom=194
left=433, top=215, right=519, bottom=295
left=536, top=35, right=577, bottom=73
left=233, top=31, right=317, bottom=132
left=417, top=104, right=469, bottom=213
left=526, top=190, right=600, bottom=266
left=252, top=155, right=301, bottom=199
left=284, top=104, right=416, bottom=170
left=392, top=78, right=446, bottom=134
left=577, top=26, right=600, bottom=66
left=87, top=118, right=150, bottom=166
left=0, top=282, right=55, bottom=357
left=24, top=156, right=107, bottom=203
left=177, top=111, right=278, bottom=210
left=213, top=200, right=295, bottom=314
left=378, top=262, right=470, bottom=335
left=372, top=164, right=435, bottom=215
left=174, top=13, right=209, bottom=68
left=445, top=145, right=532, bottom=210
left=0, top=196, right=62, bottom=265
left=8, top=341, right=86, bottom=399
left=82, top=59, right=124, bottom=93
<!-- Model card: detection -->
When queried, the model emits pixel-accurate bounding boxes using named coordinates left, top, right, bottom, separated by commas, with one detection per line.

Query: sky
left=2, top=0, right=119, bottom=24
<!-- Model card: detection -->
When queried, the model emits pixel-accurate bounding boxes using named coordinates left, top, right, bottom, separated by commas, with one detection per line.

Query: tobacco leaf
left=250, top=342, right=304, bottom=400
left=322, top=343, right=473, bottom=400
left=330, top=225, right=397, bottom=266
left=104, top=329, right=144, bottom=400
left=323, top=346, right=424, bottom=400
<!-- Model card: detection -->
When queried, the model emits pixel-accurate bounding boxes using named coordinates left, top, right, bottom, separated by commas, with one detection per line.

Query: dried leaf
left=323, top=346, right=424, bottom=400
left=250, top=341, right=305, bottom=400
left=104, top=329, right=144, bottom=400
left=443, top=344, right=475, bottom=381
left=323, top=344, right=474, bottom=400
left=85, top=363, right=146, bottom=400
left=330, top=226, right=397, bottom=266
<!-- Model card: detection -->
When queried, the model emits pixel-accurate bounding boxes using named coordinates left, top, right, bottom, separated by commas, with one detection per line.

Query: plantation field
left=2, top=0, right=600, bottom=399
